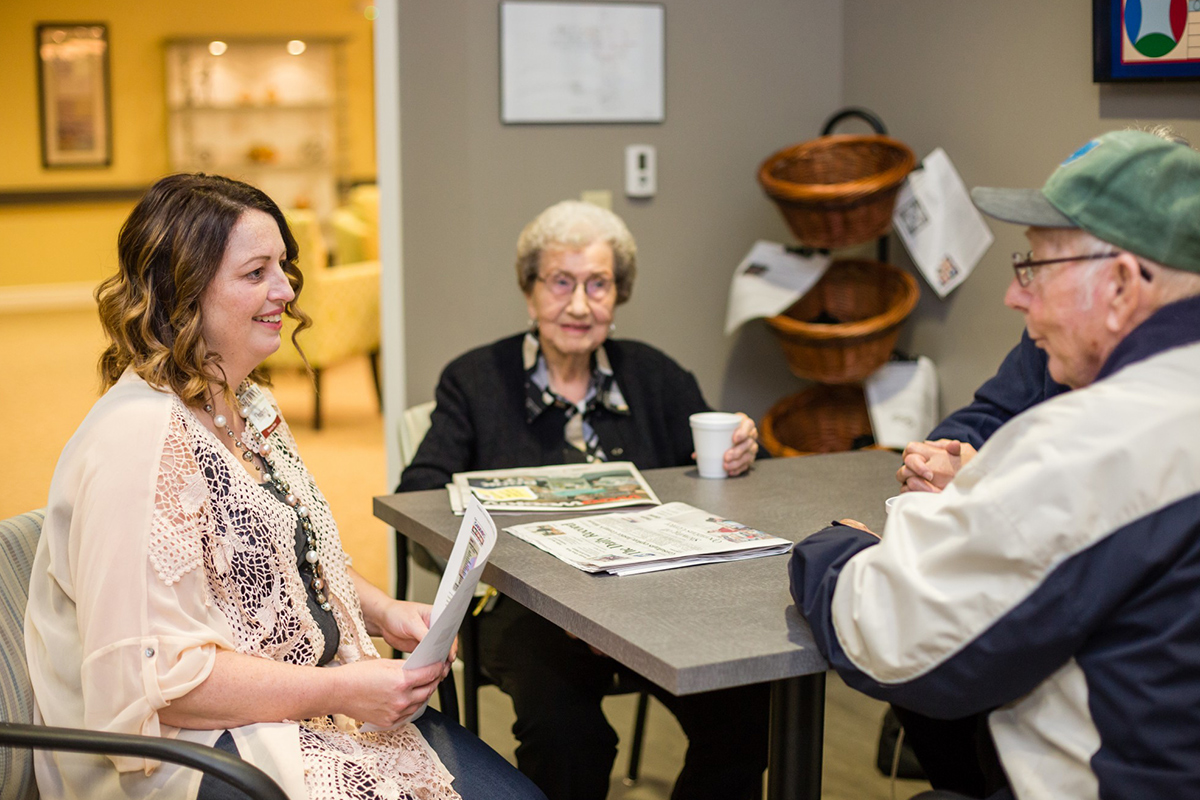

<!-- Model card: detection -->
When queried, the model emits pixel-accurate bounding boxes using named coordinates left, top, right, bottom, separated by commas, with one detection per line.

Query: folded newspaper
left=362, top=493, right=497, bottom=731
left=504, top=501, right=791, bottom=576
left=448, top=461, right=661, bottom=515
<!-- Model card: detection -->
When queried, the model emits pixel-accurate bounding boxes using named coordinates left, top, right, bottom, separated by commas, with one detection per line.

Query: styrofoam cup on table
left=689, top=412, right=742, bottom=479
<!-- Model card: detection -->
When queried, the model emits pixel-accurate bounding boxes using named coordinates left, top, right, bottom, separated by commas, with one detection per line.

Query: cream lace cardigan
left=25, top=371, right=460, bottom=800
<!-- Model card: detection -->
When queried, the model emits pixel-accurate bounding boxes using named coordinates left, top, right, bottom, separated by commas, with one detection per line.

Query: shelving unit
left=164, top=37, right=348, bottom=227
left=757, top=108, right=918, bottom=456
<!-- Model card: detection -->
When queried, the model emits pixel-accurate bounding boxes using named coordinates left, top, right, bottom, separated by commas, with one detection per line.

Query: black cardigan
left=398, top=333, right=712, bottom=492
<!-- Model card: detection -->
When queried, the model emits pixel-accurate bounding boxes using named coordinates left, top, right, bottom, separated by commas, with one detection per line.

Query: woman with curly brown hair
left=25, top=173, right=545, bottom=800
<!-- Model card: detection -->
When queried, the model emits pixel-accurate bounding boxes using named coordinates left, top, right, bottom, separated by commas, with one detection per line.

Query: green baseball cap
left=971, top=130, right=1200, bottom=273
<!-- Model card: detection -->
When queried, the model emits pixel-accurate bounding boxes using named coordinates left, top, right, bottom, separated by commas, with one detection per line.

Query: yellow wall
left=0, top=203, right=135, bottom=284
left=0, top=0, right=376, bottom=287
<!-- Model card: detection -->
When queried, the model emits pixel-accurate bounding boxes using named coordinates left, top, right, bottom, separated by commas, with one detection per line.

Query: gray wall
left=843, top=0, right=1200, bottom=413
left=398, top=0, right=844, bottom=418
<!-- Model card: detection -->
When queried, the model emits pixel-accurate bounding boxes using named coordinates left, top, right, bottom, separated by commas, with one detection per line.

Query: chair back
left=399, top=401, right=437, bottom=468
left=264, top=260, right=382, bottom=372
left=347, top=185, right=379, bottom=233
left=284, top=208, right=329, bottom=273
left=0, top=510, right=45, bottom=800
left=332, top=208, right=374, bottom=265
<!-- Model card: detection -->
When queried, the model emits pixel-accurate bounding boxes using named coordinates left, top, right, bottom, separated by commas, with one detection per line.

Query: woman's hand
left=378, top=599, right=458, bottom=666
left=350, top=569, right=456, bottom=667
left=159, top=649, right=447, bottom=731
left=334, top=659, right=445, bottom=729
left=722, top=412, right=759, bottom=476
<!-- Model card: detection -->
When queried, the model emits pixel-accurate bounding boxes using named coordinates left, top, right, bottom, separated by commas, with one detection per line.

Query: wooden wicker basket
left=765, top=259, right=919, bottom=384
left=758, top=134, right=915, bottom=249
left=760, top=385, right=875, bottom=457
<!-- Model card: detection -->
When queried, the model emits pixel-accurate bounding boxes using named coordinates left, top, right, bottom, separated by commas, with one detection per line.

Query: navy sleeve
left=664, top=360, right=711, bottom=466
left=928, top=330, right=1068, bottom=447
left=788, top=524, right=879, bottom=651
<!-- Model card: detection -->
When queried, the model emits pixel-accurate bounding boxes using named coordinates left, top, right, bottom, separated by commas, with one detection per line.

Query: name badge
left=239, top=383, right=282, bottom=438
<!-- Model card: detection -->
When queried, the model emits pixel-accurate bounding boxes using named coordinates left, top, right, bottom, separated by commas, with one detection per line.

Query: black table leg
left=767, top=673, right=825, bottom=800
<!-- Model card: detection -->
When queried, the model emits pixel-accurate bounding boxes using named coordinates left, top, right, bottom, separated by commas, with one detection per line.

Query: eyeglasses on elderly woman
left=536, top=272, right=614, bottom=300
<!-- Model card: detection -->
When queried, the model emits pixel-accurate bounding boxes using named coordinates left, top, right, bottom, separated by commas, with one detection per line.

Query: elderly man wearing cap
left=789, top=129, right=1200, bottom=800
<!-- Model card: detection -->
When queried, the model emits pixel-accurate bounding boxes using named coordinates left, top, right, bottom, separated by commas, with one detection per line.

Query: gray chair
left=0, top=510, right=288, bottom=800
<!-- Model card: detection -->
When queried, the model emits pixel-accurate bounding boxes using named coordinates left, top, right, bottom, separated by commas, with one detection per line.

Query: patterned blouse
left=522, top=331, right=630, bottom=463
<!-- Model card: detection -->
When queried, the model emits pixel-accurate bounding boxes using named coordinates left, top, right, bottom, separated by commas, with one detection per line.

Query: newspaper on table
left=504, top=501, right=792, bottom=576
left=362, top=493, right=497, bottom=730
left=448, top=461, right=661, bottom=515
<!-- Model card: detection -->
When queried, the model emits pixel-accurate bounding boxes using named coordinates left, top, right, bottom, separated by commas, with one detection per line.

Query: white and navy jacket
left=790, top=295, right=1200, bottom=800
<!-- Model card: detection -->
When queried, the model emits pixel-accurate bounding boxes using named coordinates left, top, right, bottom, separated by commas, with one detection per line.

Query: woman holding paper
left=25, top=174, right=545, bottom=800
left=399, top=200, right=769, bottom=800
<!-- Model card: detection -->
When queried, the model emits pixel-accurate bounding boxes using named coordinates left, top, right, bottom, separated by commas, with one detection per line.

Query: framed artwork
left=37, top=23, right=112, bottom=168
left=1094, top=0, right=1200, bottom=81
left=500, top=1, right=665, bottom=124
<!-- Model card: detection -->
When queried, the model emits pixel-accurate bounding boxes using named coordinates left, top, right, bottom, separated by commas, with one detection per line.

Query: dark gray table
left=374, top=449, right=898, bottom=800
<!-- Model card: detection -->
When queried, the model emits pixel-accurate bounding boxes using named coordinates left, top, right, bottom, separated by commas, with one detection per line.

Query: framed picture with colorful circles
left=1094, top=0, right=1200, bottom=80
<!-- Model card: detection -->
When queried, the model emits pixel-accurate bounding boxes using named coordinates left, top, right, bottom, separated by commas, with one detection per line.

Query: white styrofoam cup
left=689, top=412, right=742, bottom=479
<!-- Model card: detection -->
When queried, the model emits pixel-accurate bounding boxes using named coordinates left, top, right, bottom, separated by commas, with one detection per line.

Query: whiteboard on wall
left=500, top=1, right=665, bottom=124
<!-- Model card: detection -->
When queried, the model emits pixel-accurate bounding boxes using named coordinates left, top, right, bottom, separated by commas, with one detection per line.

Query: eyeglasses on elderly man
left=1011, top=249, right=1154, bottom=287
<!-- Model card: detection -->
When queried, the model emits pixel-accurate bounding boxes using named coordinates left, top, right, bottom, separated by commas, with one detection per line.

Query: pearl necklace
left=205, top=388, right=332, bottom=613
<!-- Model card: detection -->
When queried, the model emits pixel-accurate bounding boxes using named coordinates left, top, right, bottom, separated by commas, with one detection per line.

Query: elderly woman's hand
left=722, top=412, right=759, bottom=476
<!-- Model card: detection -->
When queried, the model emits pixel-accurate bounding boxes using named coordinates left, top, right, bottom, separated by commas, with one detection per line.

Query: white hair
left=514, top=201, right=637, bottom=303
left=1048, top=228, right=1200, bottom=309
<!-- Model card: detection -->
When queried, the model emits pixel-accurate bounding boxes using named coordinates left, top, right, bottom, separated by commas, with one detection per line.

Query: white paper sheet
left=891, top=148, right=994, bottom=298
left=361, top=495, right=496, bottom=730
left=863, top=357, right=939, bottom=449
left=723, top=240, right=830, bottom=335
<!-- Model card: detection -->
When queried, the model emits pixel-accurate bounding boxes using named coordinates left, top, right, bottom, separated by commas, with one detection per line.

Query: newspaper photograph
left=449, top=461, right=661, bottom=515
left=504, top=501, right=791, bottom=576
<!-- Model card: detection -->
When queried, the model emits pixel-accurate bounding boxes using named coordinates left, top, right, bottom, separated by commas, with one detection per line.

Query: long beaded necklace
left=204, top=384, right=332, bottom=613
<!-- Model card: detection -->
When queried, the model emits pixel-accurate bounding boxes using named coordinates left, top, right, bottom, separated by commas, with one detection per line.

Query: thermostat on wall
left=625, top=144, right=656, bottom=198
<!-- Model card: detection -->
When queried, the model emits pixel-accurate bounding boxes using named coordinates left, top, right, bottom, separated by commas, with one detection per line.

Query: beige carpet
left=2, top=305, right=931, bottom=800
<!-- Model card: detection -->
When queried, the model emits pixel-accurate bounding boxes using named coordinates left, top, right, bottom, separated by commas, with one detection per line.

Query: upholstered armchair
left=0, top=510, right=288, bottom=799
left=332, top=207, right=376, bottom=265
left=331, top=184, right=379, bottom=265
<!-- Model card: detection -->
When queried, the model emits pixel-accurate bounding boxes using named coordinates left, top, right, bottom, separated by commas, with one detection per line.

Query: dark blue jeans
left=197, top=708, right=546, bottom=800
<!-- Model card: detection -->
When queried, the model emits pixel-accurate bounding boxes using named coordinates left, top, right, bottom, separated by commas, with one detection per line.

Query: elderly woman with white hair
left=399, top=200, right=769, bottom=800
